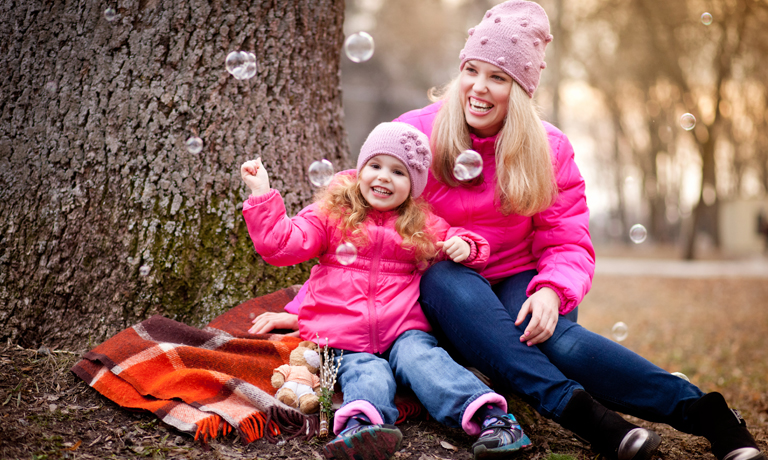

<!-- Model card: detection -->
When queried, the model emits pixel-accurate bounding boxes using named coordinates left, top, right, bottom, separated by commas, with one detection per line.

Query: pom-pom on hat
left=356, top=122, right=432, bottom=199
left=459, top=0, right=552, bottom=97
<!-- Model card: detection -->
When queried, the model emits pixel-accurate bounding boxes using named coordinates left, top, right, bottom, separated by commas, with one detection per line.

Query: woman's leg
left=492, top=269, right=705, bottom=432
left=494, top=270, right=766, bottom=460
left=421, top=262, right=662, bottom=460
left=419, top=261, right=582, bottom=420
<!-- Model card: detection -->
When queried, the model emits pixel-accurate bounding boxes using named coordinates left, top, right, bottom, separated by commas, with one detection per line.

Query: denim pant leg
left=386, top=329, right=505, bottom=433
left=419, top=261, right=583, bottom=421
left=335, top=350, right=399, bottom=425
left=494, top=270, right=706, bottom=433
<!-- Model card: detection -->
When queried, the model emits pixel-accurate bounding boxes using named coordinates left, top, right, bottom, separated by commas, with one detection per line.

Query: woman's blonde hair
left=428, top=75, right=557, bottom=216
left=316, top=174, right=439, bottom=263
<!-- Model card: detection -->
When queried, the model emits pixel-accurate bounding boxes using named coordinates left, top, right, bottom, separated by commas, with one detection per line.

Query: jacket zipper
left=367, top=216, right=385, bottom=353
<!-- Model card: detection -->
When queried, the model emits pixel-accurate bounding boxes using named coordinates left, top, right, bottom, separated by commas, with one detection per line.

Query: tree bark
left=0, top=0, right=349, bottom=350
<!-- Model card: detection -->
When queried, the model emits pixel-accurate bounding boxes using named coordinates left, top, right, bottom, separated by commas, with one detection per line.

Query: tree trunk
left=0, top=0, right=349, bottom=350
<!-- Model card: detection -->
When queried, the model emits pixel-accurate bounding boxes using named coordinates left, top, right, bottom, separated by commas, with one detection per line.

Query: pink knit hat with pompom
left=356, top=122, right=432, bottom=198
left=459, top=0, right=552, bottom=97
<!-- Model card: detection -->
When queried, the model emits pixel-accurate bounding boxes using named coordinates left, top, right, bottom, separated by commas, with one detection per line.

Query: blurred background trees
left=342, top=0, right=768, bottom=259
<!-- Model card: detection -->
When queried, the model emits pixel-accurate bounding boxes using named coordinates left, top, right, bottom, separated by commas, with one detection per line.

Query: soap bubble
left=186, top=136, right=203, bottom=154
left=335, top=242, right=358, bottom=265
left=139, top=265, right=151, bottom=276
left=344, top=32, right=375, bottom=63
left=611, top=322, right=628, bottom=342
left=104, top=7, right=118, bottom=22
left=225, top=51, right=258, bottom=80
left=308, top=159, right=334, bottom=187
left=680, top=113, right=696, bottom=131
left=453, top=150, right=483, bottom=181
left=629, top=224, right=647, bottom=244
left=671, top=372, right=690, bottom=382
left=701, top=12, right=713, bottom=25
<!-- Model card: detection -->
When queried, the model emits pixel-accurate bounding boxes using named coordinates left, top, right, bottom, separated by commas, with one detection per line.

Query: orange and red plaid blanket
left=71, top=286, right=317, bottom=444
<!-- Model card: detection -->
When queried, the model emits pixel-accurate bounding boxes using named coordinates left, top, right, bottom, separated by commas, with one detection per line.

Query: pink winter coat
left=243, top=187, right=490, bottom=354
left=394, top=102, right=595, bottom=315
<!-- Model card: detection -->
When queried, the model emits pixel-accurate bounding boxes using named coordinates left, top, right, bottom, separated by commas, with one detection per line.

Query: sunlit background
left=339, top=0, right=768, bottom=260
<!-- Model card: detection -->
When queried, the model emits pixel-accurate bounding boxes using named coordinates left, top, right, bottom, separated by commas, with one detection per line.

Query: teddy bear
left=271, top=340, right=322, bottom=414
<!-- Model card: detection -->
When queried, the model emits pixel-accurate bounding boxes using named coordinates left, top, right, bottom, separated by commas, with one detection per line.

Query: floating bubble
left=45, top=81, right=57, bottom=92
left=335, top=242, right=358, bottom=265
left=701, top=12, right=713, bottom=25
left=344, top=32, right=375, bottom=63
left=308, top=159, right=334, bottom=187
left=226, top=51, right=258, bottom=80
left=629, top=224, right=647, bottom=244
left=186, top=136, right=203, bottom=154
left=453, top=150, right=483, bottom=181
left=104, top=7, right=117, bottom=22
left=139, top=265, right=151, bottom=276
left=671, top=372, right=690, bottom=382
left=680, top=113, right=696, bottom=131
left=611, top=322, right=628, bottom=342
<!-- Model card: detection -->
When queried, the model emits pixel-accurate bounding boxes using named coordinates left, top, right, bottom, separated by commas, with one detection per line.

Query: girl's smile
left=359, top=154, right=411, bottom=212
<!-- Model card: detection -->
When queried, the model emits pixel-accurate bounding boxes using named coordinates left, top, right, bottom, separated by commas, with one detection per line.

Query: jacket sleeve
left=428, top=213, right=490, bottom=271
left=527, top=130, right=595, bottom=315
left=242, top=189, right=328, bottom=266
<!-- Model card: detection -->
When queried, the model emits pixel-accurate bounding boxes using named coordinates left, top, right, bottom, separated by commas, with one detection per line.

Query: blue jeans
left=419, top=262, right=706, bottom=433
left=334, top=329, right=499, bottom=430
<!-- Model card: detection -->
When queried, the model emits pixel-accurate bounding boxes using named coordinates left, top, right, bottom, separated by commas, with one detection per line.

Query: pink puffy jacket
left=394, top=102, right=595, bottom=314
left=243, top=188, right=490, bottom=354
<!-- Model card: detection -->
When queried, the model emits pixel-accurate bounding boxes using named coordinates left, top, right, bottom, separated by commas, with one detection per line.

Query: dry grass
left=1, top=273, right=766, bottom=459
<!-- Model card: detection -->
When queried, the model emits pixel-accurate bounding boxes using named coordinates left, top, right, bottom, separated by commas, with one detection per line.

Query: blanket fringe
left=238, top=411, right=270, bottom=444
left=264, top=406, right=319, bottom=443
left=194, top=414, right=222, bottom=442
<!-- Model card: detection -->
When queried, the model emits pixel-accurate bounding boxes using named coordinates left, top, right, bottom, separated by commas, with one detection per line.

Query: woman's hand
left=248, top=312, right=299, bottom=337
left=240, top=158, right=271, bottom=197
left=437, top=236, right=471, bottom=263
left=515, top=287, right=560, bottom=346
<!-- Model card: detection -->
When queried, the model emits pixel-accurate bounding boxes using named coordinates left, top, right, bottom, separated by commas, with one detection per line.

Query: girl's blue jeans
left=333, top=329, right=498, bottom=429
left=419, top=261, right=706, bottom=433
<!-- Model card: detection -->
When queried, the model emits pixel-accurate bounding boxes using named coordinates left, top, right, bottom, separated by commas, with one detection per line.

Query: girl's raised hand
left=437, top=236, right=471, bottom=263
left=240, top=158, right=270, bottom=197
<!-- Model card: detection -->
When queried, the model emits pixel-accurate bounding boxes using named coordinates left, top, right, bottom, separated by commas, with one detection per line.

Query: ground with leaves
left=1, top=272, right=767, bottom=460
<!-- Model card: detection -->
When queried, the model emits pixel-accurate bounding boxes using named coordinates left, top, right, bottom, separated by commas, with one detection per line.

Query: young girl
left=240, top=122, right=530, bottom=460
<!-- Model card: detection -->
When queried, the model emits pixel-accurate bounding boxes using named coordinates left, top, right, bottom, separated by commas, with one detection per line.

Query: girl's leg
left=332, top=351, right=399, bottom=430
left=324, top=351, right=403, bottom=460
left=387, top=329, right=531, bottom=459
left=386, top=329, right=506, bottom=432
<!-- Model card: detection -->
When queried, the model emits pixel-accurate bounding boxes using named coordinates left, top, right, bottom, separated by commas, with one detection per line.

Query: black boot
left=559, top=389, right=661, bottom=460
left=687, top=392, right=767, bottom=460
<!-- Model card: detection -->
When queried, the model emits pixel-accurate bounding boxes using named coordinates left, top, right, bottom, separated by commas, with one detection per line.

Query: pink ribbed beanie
left=356, top=122, right=432, bottom=199
left=459, top=0, right=552, bottom=97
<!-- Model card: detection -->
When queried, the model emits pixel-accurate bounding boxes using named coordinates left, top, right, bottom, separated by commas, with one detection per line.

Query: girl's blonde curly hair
left=316, top=174, right=439, bottom=264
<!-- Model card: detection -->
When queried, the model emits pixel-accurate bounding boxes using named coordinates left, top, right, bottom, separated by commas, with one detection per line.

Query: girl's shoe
left=323, top=417, right=403, bottom=460
left=472, top=413, right=532, bottom=459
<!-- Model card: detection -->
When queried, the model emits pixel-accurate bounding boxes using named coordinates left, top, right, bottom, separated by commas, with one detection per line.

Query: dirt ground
left=1, top=273, right=767, bottom=460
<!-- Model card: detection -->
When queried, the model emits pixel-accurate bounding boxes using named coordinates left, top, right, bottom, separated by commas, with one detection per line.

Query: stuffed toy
left=272, top=340, right=322, bottom=414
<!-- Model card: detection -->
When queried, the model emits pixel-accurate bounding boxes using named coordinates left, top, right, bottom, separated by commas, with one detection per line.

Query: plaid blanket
left=71, top=286, right=318, bottom=444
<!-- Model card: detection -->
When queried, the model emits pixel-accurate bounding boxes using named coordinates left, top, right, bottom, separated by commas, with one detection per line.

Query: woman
left=251, top=1, right=766, bottom=460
